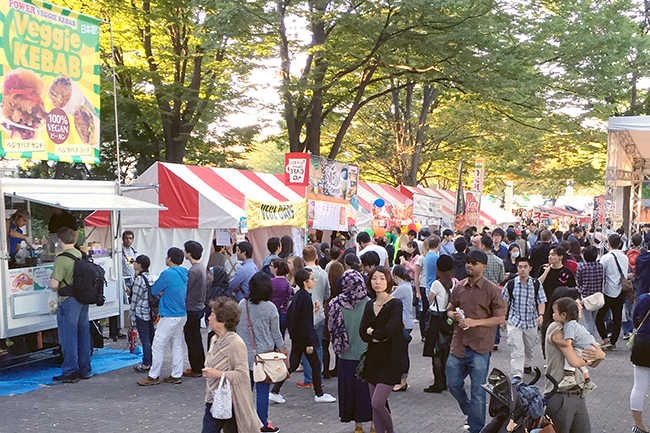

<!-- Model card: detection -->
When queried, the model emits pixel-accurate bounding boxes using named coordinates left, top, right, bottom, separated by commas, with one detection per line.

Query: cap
left=466, top=249, right=488, bottom=265
left=437, top=255, right=453, bottom=272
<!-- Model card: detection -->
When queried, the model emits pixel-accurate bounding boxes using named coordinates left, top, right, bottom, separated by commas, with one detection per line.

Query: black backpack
left=505, top=277, right=541, bottom=319
left=60, top=252, right=106, bottom=306
left=142, top=275, right=160, bottom=320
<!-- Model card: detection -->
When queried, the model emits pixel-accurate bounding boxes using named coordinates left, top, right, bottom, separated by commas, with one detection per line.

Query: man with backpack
left=502, top=257, right=546, bottom=379
left=49, top=227, right=92, bottom=383
left=138, top=248, right=188, bottom=386
left=130, top=255, right=156, bottom=373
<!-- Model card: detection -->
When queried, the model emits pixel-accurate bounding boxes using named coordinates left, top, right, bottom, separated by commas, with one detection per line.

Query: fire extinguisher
left=129, top=328, right=138, bottom=353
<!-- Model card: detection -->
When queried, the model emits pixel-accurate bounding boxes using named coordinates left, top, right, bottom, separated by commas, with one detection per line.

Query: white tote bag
left=210, top=374, right=232, bottom=419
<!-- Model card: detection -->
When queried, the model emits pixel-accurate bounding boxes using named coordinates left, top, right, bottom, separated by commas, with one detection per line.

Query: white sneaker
left=268, top=392, right=286, bottom=404
left=463, top=424, right=470, bottom=432
left=314, top=393, right=336, bottom=403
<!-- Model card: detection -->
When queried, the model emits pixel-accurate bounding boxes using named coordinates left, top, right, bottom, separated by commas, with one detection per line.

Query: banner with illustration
left=308, top=155, right=358, bottom=203
left=0, top=0, right=101, bottom=163
left=245, top=198, right=307, bottom=230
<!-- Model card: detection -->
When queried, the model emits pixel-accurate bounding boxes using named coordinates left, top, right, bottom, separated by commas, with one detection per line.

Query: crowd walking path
left=0, top=327, right=636, bottom=432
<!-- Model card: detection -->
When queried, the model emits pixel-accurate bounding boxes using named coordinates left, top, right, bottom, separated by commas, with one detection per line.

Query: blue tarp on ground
left=0, top=347, right=141, bottom=396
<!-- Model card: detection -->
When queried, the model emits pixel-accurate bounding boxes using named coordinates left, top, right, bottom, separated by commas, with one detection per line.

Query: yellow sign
left=246, top=198, right=307, bottom=230
left=0, top=0, right=101, bottom=163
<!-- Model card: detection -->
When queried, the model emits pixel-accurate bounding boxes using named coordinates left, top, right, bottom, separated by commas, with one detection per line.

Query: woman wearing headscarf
left=423, top=255, right=455, bottom=393
left=323, top=260, right=345, bottom=379
left=329, top=268, right=373, bottom=433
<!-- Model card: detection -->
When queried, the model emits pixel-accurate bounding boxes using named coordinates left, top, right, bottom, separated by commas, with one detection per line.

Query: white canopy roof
left=8, top=192, right=166, bottom=211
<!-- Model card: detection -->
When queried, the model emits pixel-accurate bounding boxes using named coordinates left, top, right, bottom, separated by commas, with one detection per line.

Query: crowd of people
left=46, top=221, right=650, bottom=433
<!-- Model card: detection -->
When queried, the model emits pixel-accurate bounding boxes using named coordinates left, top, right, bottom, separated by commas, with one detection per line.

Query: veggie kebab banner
left=0, top=0, right=101, bottom=163
left=245, top=198, right=307, bottom=230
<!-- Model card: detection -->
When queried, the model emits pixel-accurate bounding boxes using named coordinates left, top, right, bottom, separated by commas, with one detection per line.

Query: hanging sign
left=245, top=198, right=307, bottom=230
left=284, top=152, right=310, bottom=186
left=0, top=0, right=102, bottom=163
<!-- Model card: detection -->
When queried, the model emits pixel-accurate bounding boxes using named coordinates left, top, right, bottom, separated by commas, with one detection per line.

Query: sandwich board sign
left=0, top=0, right=101, bottom=163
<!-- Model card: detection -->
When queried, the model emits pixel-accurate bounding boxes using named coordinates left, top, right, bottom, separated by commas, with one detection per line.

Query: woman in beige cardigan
left=202, top=297, right=263, bottom=433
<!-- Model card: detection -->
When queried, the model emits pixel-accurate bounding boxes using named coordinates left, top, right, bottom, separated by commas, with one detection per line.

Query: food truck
left=0, top=177, right=163, bottom=356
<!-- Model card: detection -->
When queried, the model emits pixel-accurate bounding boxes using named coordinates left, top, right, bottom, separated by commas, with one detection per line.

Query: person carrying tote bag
left=235, top=272, right=287, bottom=433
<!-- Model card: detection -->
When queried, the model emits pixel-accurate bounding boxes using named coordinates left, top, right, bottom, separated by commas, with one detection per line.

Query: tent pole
left=109, top=22, right=122, bottom=194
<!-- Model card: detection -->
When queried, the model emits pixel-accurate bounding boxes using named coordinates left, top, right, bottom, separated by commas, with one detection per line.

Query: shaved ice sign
left=0, top=0, right=101, bottom=163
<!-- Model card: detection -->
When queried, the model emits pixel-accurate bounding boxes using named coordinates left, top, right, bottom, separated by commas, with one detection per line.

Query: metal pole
left=109, top=22, right=122, bottom=194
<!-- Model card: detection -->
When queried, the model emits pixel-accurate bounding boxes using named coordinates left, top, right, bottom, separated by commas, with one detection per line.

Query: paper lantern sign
left=374, top=198, right=385, bottom=208
left=415, top=223, right=422, bottom=231
left=401, top=225, right=408, bottom=234
left=374, top=227, right=386, bottom=237
left=364, top=228, right=374, bottom=237
left=408, top=223, right=417, bottom=232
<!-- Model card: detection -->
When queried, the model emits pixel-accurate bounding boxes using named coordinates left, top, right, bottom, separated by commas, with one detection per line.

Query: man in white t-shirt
left=357, top=231, right=389, bottom=268
left=597, top=233, right=629, bottom=350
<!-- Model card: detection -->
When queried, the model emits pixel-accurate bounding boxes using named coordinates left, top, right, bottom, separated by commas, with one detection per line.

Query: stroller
left=480, top=367, right=559, bottom=433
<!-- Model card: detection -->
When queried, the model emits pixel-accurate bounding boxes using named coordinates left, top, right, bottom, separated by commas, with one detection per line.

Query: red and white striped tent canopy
left=85, top=163, right=412, bottom=230
left=399, top=186, right=517, bottom=227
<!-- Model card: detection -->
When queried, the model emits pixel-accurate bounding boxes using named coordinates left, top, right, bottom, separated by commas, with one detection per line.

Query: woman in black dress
left=359, top=266, right=407, bottom=433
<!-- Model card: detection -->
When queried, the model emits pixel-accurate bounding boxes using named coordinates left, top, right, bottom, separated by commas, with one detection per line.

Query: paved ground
left=0, top=326, right=638, bottom=433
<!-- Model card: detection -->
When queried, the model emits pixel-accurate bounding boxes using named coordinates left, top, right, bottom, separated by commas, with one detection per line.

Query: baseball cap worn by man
left=466, top=249, right=488, bottom=265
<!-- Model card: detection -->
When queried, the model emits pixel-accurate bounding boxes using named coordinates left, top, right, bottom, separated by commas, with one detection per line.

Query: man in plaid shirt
left=130, top=255, right=155, bottom=373
left=576, top=245, right=604, bottom=337
left=502, top=257, right=546, bottom=378
left=481, top=236, right=505, bottom=286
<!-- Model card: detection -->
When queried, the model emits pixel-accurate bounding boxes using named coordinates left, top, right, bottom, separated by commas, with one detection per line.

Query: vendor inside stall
left=6, top=209, right=32, bottom=257
left=7, top=209, right=33, bottom=268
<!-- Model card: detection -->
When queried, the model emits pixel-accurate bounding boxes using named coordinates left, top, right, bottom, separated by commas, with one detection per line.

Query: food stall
left=0, top=177, right=164, bottom=346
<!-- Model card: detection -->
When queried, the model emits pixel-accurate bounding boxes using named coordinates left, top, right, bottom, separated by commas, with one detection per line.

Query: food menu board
left=0, top=0, right=101, bottom=163
left=9, top=264, right=52, bottom=293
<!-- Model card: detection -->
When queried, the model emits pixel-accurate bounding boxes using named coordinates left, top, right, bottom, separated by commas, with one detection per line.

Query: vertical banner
left=464, top=191, right=481, bottom=227
left=0, top=0, right=101, bottom=163
left=472, top=158, right=485, bottom=192
left=454, top=160, right=467, bottom=230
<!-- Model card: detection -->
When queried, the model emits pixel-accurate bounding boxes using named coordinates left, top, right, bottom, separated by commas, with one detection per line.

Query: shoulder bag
left=627, top=307, right=650, bottom=351
left=246, top=301, right=289, bottom=383
left=613, top=254, right=634, bottom=294
left=582, top=292, right=605, bottom=312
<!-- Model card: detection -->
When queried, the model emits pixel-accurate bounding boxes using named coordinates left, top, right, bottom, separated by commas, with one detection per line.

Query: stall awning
left=8, top=192, right=166, bottom=211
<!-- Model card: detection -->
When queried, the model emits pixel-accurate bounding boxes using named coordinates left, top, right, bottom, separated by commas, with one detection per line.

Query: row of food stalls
left=84, top=162, right=519, bottom=277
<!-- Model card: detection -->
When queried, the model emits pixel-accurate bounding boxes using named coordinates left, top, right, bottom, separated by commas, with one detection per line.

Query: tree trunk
left=404, top=85, right=437, bottom=186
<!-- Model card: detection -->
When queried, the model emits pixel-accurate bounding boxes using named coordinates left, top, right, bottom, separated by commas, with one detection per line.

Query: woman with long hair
left=329, top=268, right=373, bottom=433
left=202, top=297, right=263, bottom=433
left=359, top=267, right=408, bottom=433
left=236, top=273, right=286, bottom=432
left=278, top=235, right=293, bottom=259
left=391, top=265, right=414, bottom=392
left=287, top=255, right=305, bottom=289
left=423, top=255, right=454, bottom=393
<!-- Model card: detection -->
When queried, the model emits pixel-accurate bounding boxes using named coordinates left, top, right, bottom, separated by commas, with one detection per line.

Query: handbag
left=613, top=254, right=634, bottom=293
left=210, top=374, right=232, bottom=419
left=582, top=292, right=605, bottom=312
left=627, top=307, right=650, bottom=351
left=246, top=301, right=289, bottom=383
